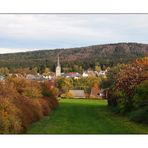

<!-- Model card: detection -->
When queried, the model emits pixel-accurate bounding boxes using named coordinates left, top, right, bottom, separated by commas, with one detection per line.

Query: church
left=55, top=54, right=61, bottom=77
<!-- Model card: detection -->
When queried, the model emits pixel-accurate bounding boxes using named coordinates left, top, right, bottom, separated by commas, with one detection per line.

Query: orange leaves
left=107, top=57, right=148, bottom=112
left=113, top=57, right=148, bottom=108
left=0, top=98, right=22, bottom=134
left=0, top=77, right=58, bottom=133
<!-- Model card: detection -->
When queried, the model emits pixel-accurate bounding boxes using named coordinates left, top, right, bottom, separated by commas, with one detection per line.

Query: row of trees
left=61, top=64, right=103, bottom=74
left=101, top=57, right=148, bottom=123
left=0, top=67, right=52, bottom=76
left=0, top=64, right=103, bottom=76
left=0, top=77, right=58, bottom=133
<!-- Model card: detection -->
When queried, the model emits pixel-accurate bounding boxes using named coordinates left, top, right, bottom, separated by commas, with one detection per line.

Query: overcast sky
left=0, top=14, right=148, bottom=53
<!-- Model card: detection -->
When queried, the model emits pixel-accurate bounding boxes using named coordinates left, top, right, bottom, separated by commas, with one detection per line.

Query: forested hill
left=0, top=42, right=148, bottom=71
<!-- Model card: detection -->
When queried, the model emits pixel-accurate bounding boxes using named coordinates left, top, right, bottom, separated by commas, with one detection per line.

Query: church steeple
left=57, top=54, right=60, bottom=66
left=55, top=54, right=61, bottom=77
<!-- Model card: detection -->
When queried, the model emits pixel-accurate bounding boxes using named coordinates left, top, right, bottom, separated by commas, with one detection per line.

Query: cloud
left=0, top=48, right=38, bottom=54
left=0, top=14, right=148, bottom=53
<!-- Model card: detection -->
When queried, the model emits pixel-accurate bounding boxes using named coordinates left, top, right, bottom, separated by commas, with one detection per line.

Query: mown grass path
left=27, top=99, right=148, bottom=134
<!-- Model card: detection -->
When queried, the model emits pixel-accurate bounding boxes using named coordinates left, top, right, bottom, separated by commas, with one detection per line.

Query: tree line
left=0, top=42, right=147, bottom=72
left=101, top=57, right=148, bottom=124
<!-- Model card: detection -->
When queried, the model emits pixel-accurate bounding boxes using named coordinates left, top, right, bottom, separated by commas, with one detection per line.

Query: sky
left=0, top=14, right=148, bottom=53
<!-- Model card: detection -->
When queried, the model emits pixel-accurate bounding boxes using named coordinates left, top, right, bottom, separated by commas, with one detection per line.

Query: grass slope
left=27, top=99, right=148, bottom=134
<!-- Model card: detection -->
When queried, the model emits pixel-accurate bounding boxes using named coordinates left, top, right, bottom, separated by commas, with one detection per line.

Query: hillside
left=0, top=42, right=148, bottom=71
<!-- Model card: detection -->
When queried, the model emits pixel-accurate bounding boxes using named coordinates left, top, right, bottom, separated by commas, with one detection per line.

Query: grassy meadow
left=27, top=99, right=148, bottom=134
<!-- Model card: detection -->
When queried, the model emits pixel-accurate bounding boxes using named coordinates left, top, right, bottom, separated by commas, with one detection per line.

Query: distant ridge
left=0, top=42, right=147, bottom=71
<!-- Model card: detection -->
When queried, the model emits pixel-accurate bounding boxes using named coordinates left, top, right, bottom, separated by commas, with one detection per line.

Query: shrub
left=12, top=96, right=44, bottom=130
left=133, top=80, right=148, bottom=109
left=129, top=107, right=148, bottom=124
left=0, top=98, right=22, bottom=134
left=41, top=81, right=59, bottom=108
left=41, top=81, right=57, bottom=97
left=114, top=57, right=148, bottom=111
left=0, top=82, right=18, bottom=98
left=107, top=87, right=118, bottom=107
left=65, top=92, right=74, bottom=98
left=6, top=77, right=42, bottom=98
left=127, top=80, right=148, bottom=124
left=106, top=57, right=148, bottom=124
left=22, top=81, right=42, bottom=98
left=6, top=77, right=28, bottom=94
left=0, top=77, right=59, bottom=133
left=38, top=99, right=52, bottom=116
left=45, top=96, right=59, bottom=109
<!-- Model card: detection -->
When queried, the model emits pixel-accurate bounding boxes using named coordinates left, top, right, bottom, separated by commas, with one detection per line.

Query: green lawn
left=27, top=99, right=148, bottom=134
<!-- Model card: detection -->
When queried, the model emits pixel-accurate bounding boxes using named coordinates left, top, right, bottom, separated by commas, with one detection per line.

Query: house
left=82, top=70, right=97, bottom=77
left=26, top=74, right=45, bottom=82
left=0, top=75, right=5, bottom=81
left=82, top=72, right=88, bottom=77
left=42, top=75, right=52, bottom=80
left=68, top=90, right=85, bottom=98
left=62, top=72, right=81, bottom=79
left=26, top=74, right=37, bottom=80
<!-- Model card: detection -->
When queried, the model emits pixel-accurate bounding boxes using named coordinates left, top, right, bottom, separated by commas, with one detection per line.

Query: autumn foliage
left=114, top=57, right=148, bottom=111
left=104, top=57, right=148, bottom=123
left=0, top=77, right=58, bottom=133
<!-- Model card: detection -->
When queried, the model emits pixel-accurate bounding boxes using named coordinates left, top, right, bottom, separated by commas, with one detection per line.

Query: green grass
left=27, top=99, right=148, bottom=134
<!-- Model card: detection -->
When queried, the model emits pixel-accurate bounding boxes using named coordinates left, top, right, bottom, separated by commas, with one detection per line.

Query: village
left=0, top=55, right=107, bottom=99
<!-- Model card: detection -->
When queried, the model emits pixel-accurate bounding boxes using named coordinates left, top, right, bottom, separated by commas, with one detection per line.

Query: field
left=27, top=99, right=148, bottom=134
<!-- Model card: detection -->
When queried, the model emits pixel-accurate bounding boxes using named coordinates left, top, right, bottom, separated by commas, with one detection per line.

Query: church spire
left=57, top=54, right=60, bottom=66
left=56, top=54, right=61, bottom=77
